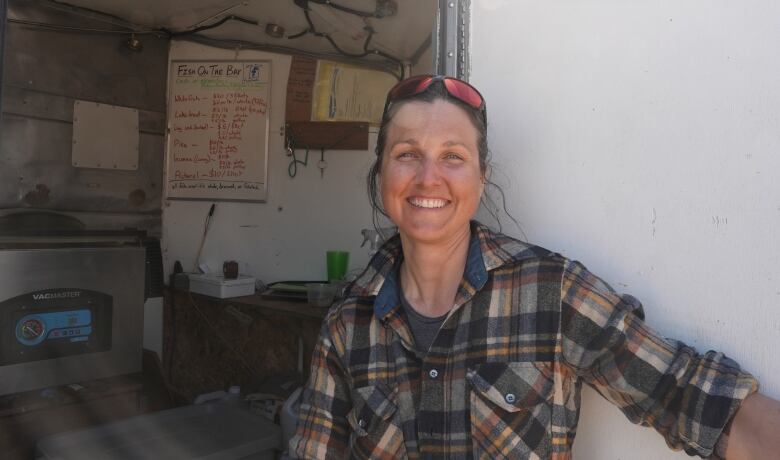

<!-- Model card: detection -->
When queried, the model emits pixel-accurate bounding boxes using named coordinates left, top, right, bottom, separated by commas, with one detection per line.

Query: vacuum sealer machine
left=0, top=213, right=150, bottom=396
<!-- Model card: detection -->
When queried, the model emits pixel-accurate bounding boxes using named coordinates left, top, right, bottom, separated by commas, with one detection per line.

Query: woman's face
left=380, top=99, right=484, bottom=245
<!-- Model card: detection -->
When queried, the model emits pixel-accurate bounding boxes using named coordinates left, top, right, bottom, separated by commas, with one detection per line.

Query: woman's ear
left=482, top=165, right=491, bottom=185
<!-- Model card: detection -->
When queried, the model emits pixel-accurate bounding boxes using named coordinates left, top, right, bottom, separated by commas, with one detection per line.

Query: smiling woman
left=289, top=75, right=780, bottom=460
left=378, top=99, right=485, bottom=318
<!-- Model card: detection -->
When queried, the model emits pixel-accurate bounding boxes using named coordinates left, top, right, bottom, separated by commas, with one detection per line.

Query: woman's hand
left=726, top=392, right=780, bottom=459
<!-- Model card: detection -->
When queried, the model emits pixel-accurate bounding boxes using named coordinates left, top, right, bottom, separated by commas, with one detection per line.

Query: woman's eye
left=444, top=152, right=463, bottom=161
left=398, top=151, right=417, bottom=159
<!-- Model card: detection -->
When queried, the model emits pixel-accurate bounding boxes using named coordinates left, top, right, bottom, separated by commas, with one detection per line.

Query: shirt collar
left=349, top=221, right=547, bottom=321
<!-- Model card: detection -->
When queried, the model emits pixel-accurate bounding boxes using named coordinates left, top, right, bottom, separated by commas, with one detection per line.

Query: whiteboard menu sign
left=165, top=61, right=270, bottom=201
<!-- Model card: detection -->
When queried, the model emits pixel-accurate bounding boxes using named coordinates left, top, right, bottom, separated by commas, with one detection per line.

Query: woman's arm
left=726, top=392, right=780, bottom=459
left=559, top=259, right=758, bottom=458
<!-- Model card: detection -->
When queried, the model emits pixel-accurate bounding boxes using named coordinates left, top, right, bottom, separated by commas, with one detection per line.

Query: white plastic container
left=189, top=274, right=256, bottom=298
left=35, top=403, right=282, bottom=460
left=281, top=387, right=303, bottom=454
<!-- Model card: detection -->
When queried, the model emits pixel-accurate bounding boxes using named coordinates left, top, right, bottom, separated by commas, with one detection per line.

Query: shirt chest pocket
left=347, top=382, right=407, bottom=459
left=467, top=361, right=555, bottom=460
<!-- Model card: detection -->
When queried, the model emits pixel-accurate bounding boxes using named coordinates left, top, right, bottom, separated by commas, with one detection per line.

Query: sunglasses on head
left=383, top=75, right=486, bottom=122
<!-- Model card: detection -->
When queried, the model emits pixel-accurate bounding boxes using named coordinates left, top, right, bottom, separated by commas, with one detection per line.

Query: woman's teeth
left=409, top=198, right=447, bottom=209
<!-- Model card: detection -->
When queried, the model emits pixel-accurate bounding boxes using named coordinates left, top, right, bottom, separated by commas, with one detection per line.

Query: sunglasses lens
left=443, top=78, right=483, bottom=110
left=385, top=75, right=485, bottom=121
left=388, top=76, right=432, bottom=100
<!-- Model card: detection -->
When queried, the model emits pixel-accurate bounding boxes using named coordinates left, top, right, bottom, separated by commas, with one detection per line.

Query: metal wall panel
left=1, top=0, right=167, bottom=218
left=435, top=0, right=470, bottom=79
left=0, top=0, right=7, bottom=118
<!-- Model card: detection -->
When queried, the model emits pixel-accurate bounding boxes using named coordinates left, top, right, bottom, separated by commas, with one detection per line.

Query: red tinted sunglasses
left=383, top=75, right=486, bottom=122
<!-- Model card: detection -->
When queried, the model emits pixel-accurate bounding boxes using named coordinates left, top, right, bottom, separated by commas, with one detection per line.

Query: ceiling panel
left=56, top=0, right=436, bottom=63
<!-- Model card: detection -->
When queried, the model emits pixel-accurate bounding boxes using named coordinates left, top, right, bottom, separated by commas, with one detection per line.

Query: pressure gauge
left=16, top=315, right=47, bottom=346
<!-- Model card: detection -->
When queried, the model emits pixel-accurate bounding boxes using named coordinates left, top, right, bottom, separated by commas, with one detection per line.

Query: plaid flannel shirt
left=291, top=222, right=757, bottom=459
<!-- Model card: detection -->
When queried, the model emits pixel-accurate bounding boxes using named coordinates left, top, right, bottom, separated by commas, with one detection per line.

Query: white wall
left=471, top=1, right=780, bottom=459
left=162, top=41, right=377, bottom=283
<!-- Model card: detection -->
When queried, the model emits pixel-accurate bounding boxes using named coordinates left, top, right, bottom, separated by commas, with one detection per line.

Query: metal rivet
left=447, top=51, right=454, bottom=57
left=428, top=369, right=439, bottom=379
left=505, top=393, right=516, bottom=404
left=448, top=2, right=454, bottom=7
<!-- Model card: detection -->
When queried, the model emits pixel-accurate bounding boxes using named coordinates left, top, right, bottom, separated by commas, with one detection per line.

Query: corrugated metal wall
left=1, top=0, right=167, bottom=231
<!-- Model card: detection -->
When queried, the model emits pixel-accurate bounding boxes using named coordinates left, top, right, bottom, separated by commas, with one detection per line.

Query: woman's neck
left=399, top=226, right=471, bottom=318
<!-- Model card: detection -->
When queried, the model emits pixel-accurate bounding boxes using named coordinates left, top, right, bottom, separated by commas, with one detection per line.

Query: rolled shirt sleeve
left=560, top=260, right=758, bottom=458
left=289, top=316, right=352, bottom=459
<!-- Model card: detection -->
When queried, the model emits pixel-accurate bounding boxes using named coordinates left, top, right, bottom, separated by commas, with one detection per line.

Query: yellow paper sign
left=312, top=61, right=397, bottom=125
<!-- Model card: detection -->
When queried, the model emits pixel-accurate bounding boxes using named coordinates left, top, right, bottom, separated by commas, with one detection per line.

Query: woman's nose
left=415, top=158, right=441, bottom=186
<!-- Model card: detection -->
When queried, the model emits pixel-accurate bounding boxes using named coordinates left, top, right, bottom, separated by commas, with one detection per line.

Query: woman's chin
left=398, top=220, right=470, bottom=245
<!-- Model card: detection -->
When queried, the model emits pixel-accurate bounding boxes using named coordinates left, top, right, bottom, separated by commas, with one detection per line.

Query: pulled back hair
left=366, top=79, right=521, bottom=235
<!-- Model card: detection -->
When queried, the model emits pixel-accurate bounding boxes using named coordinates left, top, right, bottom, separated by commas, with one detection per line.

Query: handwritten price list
left=166, top=61, right=270, bottom=201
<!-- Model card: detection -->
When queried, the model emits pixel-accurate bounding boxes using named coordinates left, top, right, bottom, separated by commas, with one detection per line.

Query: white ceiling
left=61, top=0, right=437, bottom=63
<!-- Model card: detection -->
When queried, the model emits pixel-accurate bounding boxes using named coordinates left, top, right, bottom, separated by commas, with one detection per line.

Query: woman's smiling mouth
left=408, top=197, right=450, bottom=209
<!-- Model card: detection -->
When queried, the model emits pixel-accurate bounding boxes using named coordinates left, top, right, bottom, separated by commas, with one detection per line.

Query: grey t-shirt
left=399, top=288, right=448, bottom=354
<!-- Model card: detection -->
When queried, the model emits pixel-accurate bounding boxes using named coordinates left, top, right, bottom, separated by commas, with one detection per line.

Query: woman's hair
left=366, top=79, right=522, bottom=236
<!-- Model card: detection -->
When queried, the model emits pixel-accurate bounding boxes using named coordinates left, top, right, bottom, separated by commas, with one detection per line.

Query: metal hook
left=317, top=148, right=327, bottom=179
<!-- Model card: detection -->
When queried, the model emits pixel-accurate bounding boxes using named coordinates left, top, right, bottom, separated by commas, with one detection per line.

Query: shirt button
left=505, top=393, right=516, bottom=404
left=358, top=419, right=366, bottom=428
left=428, top=369, right=439, bottom=379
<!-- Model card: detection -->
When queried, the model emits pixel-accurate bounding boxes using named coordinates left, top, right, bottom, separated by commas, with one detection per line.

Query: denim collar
left=373, top=228, right=488, bottom=319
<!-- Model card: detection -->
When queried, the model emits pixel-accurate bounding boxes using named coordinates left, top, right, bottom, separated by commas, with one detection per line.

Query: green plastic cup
left=326, top=251, right=349, bottom=282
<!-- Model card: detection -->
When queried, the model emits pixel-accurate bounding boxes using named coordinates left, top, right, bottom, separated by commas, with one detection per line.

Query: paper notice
left=311, top=61, right=397, bottom=125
